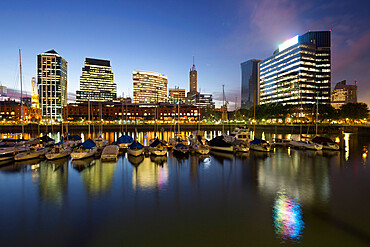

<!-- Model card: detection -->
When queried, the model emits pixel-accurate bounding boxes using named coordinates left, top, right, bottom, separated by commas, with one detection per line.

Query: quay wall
left=1, top=124, right=370, bottom=135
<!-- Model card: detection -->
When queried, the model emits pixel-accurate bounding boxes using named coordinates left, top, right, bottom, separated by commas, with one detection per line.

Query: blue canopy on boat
left=55, top=137, right=64, bottom=145
left=82, top=138, right=96, bottom=149
left=129, top=141, right=144, bottom=149
left=250, top=138, right=267, bottom=144
left=117, top=135, right=134, bottom=144
left=150, top=138, right=165, bottom=147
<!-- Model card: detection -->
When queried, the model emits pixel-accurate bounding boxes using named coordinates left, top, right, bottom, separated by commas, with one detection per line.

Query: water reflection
left=273, top=190, right=304, bottom=243
left=39, top=158, right=68, bottom=204
left=132, top=158, right=169, bottom=191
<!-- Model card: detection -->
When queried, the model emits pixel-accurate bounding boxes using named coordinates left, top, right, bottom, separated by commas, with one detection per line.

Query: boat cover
left=40, top=135, right=54, bottom=143
left=117, top=135, right=134, bottom=144
left=312, top=136, right=334, bottom=144
left=209, top=136, right=232, bottom=147
left=150, top=138, right=165, bottom=147
left=129, top=141, right=144, bottom=149
left=82, top=138, right=96, bottom=149
left=55, top=137, right=64, bottom=145
left=175, top=143, right=188, bottom=148
left=250, top=138, right=267, bottom=144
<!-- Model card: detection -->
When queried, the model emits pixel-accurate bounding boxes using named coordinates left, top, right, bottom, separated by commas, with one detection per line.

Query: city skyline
left=0, top=0, right=369, bottom=107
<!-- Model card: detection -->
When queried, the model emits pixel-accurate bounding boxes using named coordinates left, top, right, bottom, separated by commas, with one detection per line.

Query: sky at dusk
left=0, top=0, right=369, bottom=107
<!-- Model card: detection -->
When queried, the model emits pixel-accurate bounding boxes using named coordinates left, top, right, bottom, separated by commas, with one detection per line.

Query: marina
left=0, top=130, right=369, bottom=246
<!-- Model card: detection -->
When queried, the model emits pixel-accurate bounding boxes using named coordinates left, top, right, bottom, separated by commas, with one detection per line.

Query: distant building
left=241, top=59, right=261, bottom=109
left=0, top=100, right=29, bottom=120
left=63, top=102, right=200, bottom=122
left=133, top=71, right=168, bottom=104
left=0, top=85, right=7, bottom=96
left=259, top=31, right=331, bottom=108
left=37, top=49, right=67, bottom=120
left=169, top=88, right=186, bottom=104
left=331, top=80, right=358, bottom=109
left=188, top=93, right=215, bottom=109
left=76, top=58, right=116, bottom=103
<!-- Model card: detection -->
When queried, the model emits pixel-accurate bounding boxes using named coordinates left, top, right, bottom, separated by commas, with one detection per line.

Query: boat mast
left=88, top=91, right=90, bottom=138
left=316, top=91, right=318, bottom=136
left=222, top=85, right=225, bottom=135
left=253, top=89, right=256, bottom=135
left=19, top=49, right=24, bottom=138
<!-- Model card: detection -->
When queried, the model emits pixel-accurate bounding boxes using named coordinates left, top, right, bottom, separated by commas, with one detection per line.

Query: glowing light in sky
left=273, top=190, right=304, bottom=243
left=278, top=35, right=299, bottom=52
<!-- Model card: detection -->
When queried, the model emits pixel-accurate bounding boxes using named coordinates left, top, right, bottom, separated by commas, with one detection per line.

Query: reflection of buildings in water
left=257, top=149, right=331, bottom=206
left=273, top=190, right=304, bottom=243
left=39, top=159, right=68, bottom=204
left=80, top=159, right=117, bottom=196
left=132, top=158, right=168, bottom=191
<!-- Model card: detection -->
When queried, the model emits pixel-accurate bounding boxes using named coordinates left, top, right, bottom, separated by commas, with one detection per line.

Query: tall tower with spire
left=189, top=56, right=197, bottom=95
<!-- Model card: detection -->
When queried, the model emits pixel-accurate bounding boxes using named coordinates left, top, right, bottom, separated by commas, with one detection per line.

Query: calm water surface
left=0, top=131, right=369, bottom=247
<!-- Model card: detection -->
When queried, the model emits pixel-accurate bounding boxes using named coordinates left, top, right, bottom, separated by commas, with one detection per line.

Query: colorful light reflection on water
left=273, top=190, right=304, bottom=243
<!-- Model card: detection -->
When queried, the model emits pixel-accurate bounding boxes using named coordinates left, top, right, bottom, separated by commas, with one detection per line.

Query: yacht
left=290, top=140, right=323, bottom=150
left=173, top=142, right=189, bottom=155
left=101, top=145, right=119, bottom=161
left=117, top=135, right=134, bottom=149
left=127, top=141, right=144, bottom=156
left=149, top=138, right=167, bottom=156
left=312, top=136, right=340, bottom=150
left=249, top=138, right=271, bottom=152
left=209, top=136, right=234, bottom=153
left=71, top=138, right=98, bottom=160
left=46, top=145, right=71, bottom=160
left=15, top=146, right=48, bottom=161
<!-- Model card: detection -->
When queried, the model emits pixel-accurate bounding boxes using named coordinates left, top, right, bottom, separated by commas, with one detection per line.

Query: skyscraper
left=76, top=58, right=116, bottom=103
left=37, top=50, right=67, bottom=120
left=259, top=31, right=331, bottom=108
left=240, top=59, right=261, bottom=109
left=133, top=71, right=168, bottom=104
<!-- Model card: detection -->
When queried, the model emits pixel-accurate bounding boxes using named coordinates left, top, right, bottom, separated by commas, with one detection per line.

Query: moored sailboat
left=71, top=138, right=97, bottom=160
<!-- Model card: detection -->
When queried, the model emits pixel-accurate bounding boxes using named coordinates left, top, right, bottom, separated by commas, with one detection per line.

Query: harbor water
left=0, top=131, right=369, bottom=246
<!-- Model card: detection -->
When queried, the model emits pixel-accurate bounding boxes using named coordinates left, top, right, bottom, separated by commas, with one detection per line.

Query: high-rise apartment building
left=133, top=71, right=168, bottom=104
left=76, top=58, right=116, bottom=103
left=259, top=31, right=331, bottom=108
left=169, top=88, right=186, bottom=104
left=241, top=59, right=261, bottom=109
left=331, top=80, right=357, bottom=109
left=37, top=50, right=67, bottom=120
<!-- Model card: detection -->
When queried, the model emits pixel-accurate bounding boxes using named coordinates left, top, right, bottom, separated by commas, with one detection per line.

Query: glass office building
left=37, top=50, right=67, bottom=121
left=259, top=31, right=331, bottom=109
left=133, top=71, right=168, bottom=104
left=76, top=58, right=116, bottom=103
left=241, top=59, right=261, bottom=109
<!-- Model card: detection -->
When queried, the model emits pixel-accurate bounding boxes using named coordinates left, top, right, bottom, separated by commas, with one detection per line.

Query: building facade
left=133, top=71, right=168, bottom=104
left=241, top=59, right=261, bottom=109
left=0, top=100, right=29, bottom=121
left=187, top=93, right=215, bottom=109
left=331, top=80, right=358, bottom=109
left=76, top=58, right=116, bottom=103
left=259, top=31, right=331, bottom=109
left=189, top=62, right=197, bottom=95
left=0, top=85, right=7, bottom=96
left=63, top=102, right=200, bottom=122
left=37, top=50, right=67, bottom=120
left=168, top=88, right=186, bottom=104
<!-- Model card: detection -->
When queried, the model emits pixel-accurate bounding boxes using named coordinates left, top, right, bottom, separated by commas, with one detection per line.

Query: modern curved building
left=259, top=31, right=331, bottom=108
left=133, top=71, right=168, bottom=104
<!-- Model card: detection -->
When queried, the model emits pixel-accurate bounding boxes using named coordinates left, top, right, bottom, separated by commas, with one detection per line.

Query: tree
left=318, top=104, right=339, bottom=122
left=339, top=102, right=369, bottom=121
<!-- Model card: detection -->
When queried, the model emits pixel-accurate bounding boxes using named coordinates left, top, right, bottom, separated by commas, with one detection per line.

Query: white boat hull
left=101, top=145, right=119, bottom=161
left=290, top=141, right=323, bottom=150
left=250, top=145, right=271, bottom=152
left=71, top=147, right=98, bottom=160
left=15, top=149, right=46, bottom=161
left=46, top=151, right=70, bottom=160
left=149, top=147, right=167, bottom=156
left=192, top=145, right=210, bottom=155
left=127, top=148, right=144, bottom=156
left=210, top=146, right=234, bottom=153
